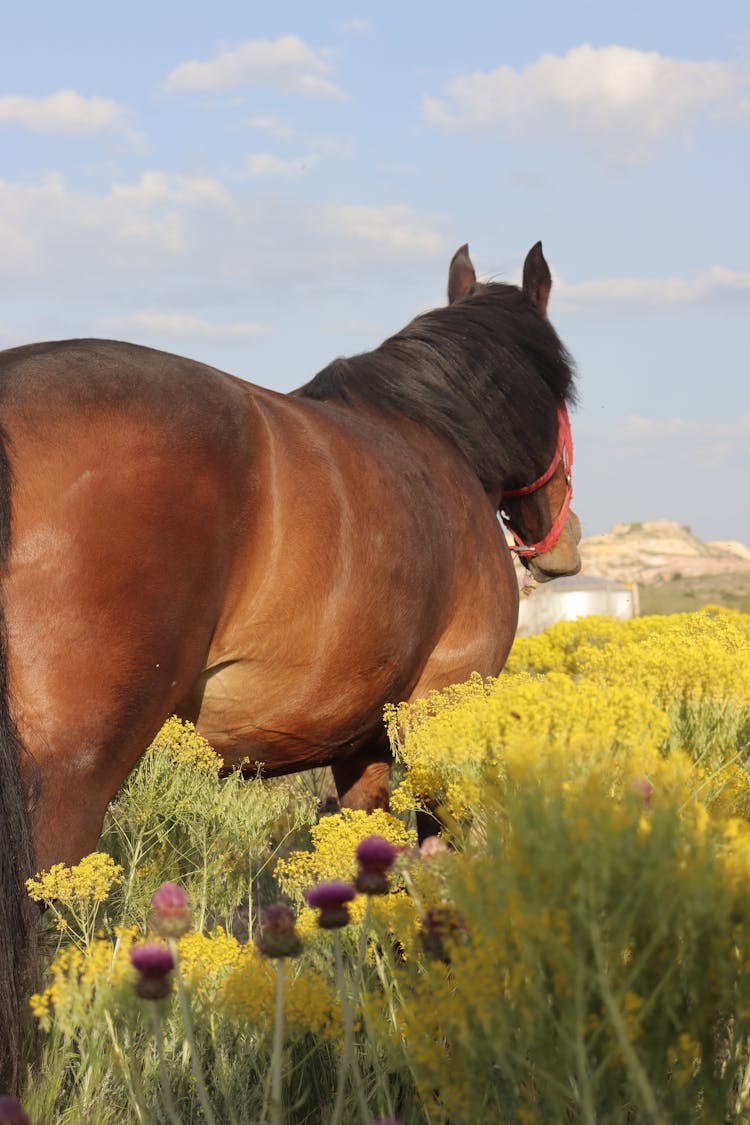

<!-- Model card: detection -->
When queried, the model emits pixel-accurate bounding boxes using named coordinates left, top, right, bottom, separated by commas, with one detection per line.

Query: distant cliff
left=580, top=520, right=750, bottom=586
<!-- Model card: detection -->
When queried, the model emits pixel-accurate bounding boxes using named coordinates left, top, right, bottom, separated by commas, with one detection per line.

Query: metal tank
left=516, top=575, right=638, bottom=636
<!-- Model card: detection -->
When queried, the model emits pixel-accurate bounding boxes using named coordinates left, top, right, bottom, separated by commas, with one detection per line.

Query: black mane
left=297, top=283, right=576, bottom=492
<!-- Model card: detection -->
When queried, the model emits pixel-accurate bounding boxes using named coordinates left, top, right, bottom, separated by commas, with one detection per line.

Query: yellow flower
left=177, top=928, right=244, bottom=996
left=149, top=715, right=222, bottom=771
left=221, top=945, right=342, bottom=1040
left=26, top=852, right=123, bottom=907
left=622, top=991, right=645, bottom=1042
left=666, top=1031, right=702, bottom=1087
left=275, top=807, right=415, bottom=898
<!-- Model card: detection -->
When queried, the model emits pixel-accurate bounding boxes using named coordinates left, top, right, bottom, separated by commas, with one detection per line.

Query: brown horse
left=0, top=241, right=579, bottom=1087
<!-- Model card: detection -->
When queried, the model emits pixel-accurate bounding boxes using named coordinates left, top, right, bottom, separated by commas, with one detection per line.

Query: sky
left=1, top=1, right=748, bottom=544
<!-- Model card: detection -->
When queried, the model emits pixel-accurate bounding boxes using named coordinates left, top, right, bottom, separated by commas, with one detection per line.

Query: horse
left=0, top=240, right=580, bottom=1088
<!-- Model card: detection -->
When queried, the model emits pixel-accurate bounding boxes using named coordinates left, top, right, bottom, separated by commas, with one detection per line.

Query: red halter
left=500, top=402, right=573, bottom=559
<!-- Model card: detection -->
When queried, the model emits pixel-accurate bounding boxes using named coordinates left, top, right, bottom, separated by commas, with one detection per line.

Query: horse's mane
left=297, top=283, right=576, bottom=491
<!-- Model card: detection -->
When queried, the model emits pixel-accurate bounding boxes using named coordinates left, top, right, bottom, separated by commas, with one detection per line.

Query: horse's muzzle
left=526, top=511, right=582, bottom=583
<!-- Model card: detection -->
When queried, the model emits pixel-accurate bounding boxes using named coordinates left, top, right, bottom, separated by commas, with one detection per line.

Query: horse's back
left=0, top=339, right=258, bottom=635
left=0, top=338, right=250, bottom=434
left=0, top=339, right=258, bottom=643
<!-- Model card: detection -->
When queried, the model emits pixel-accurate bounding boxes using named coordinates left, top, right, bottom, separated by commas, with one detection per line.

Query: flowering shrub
left=98, top=715, right=317, bottom=934
left=388, top=607, right=750, bottom=830
left=389, top=783, right=750, bottom=1122
left=20, top=610, right=750, bottom=1123
left=29, top=931, right=130, bottom=1032
left=26, top=853, right=124, bottom=945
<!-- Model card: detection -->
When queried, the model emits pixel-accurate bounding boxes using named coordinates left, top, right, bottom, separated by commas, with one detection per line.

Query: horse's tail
left=0, top=425, right=36, bottom=1094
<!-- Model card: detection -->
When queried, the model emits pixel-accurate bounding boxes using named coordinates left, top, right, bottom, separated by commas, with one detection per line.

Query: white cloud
left=245, top=115, right=355, bottom=169
left=0, top=89, right=138, bottom=137
left=164, top=35, right=346, bottom=99
left=0, top=172, right=230, bottom=284
left=109, top=171, right=230, bottom=208
left=423, top=44, right=750, bottom=161
left=0, top=173, right=446, bottom=303
left=99, top=312, right=269, bottom=339
left=247, top=152, right=321, bottom=178
left=555, top=265, right=750, bottom=309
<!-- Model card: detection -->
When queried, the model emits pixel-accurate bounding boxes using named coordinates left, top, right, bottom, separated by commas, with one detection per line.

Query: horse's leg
left=10, top=562, right=219, bottom=873
left=331, top=734, right=442, bottom=845
left=8, top=499, right=231, bottom=874
left=20, top=693, right=187, bottom=873
left=415, top=807, right=444, bottom=844
left=27, top=758, right=111, bottom=873
left=330, top=733, right=392, bottom=812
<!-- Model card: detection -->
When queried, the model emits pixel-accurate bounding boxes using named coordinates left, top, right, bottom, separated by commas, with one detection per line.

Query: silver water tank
left=516, top=575, right=638, bottom=636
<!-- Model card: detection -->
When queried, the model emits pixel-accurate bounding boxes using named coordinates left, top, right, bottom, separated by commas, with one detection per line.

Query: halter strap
left=501, top=402, right=573, bottom=559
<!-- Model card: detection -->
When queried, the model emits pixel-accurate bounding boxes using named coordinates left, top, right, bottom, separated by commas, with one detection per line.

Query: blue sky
left=1, top=2, right=748, bottom=543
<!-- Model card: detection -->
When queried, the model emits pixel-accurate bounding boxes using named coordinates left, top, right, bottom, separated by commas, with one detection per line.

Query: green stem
left=247, top=856, right=254, bottom=940
left=112, top=831, right=144, bottom=962
left=121, top=824, right=146, bottom=917
left=169, top=939, right=218, bottom=1125
left=350, top=901, right=372, bottom=1122
left=573, top=957, right=597, bottom=1125
left=103, top=1010, right=154, bottom=1125
left=330, top=932, right=355, bottom=1125
left=371, top=940, right=406, bottom=1022
left=589, top=922, right=663, bottom=1123
left=199, top=828, right=210, bottom=931
left=329, top=913, right=372, bottom=1125
left=355, top=898, right=371, bottom=979
left=270, top=959, right=286, bottom=1125
left=734, top=1037, right=750, bottom=1116
left=150, top=1003, right=183, bottom=1125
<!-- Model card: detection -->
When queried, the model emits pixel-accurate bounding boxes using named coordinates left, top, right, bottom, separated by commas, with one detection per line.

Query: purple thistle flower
left=305, top=880, right=356, bottom=909
left=305, top=879, right=356, bottom=929
left=419, top=835, right=449, bottom=860
left=356, top=834, right=399, bottom=873
left=420, top=905, right=467, bottom=963
left=149, top=881, right=192, bottom=938
left=355, top=834, right=400, bottom=895
left=256, top=903, right=303, bottom=958
left=629, top=776, right=655, bottom=808
left=0, top=1098, right=31, bottom=1125
left=130, top=942, right=175, bottom=1000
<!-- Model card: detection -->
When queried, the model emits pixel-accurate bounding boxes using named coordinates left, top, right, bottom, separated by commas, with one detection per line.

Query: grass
left=638, top=571, right=750, bottom=615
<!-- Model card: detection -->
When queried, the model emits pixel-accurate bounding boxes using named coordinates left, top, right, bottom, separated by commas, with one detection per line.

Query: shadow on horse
left=0, top=241, right=580, bottom=1088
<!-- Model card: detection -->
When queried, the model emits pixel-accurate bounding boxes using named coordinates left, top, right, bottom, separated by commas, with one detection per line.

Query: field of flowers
left=13, top=607, right=750, bottom=1124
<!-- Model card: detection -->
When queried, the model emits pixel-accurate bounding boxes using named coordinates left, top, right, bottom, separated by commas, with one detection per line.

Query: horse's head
left=448, top=241, right=582, bottom=582
left=500, top=452, right=582, bottom=582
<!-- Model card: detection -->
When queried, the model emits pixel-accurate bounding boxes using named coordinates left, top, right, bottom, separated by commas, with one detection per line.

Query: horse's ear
left=447, top=243, right=476, bottom=304
left=522, top=241, right=552, bottom=318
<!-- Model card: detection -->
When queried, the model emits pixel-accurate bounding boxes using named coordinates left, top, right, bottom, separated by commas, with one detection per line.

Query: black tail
left=0, top=426, right=37, bottom=1094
